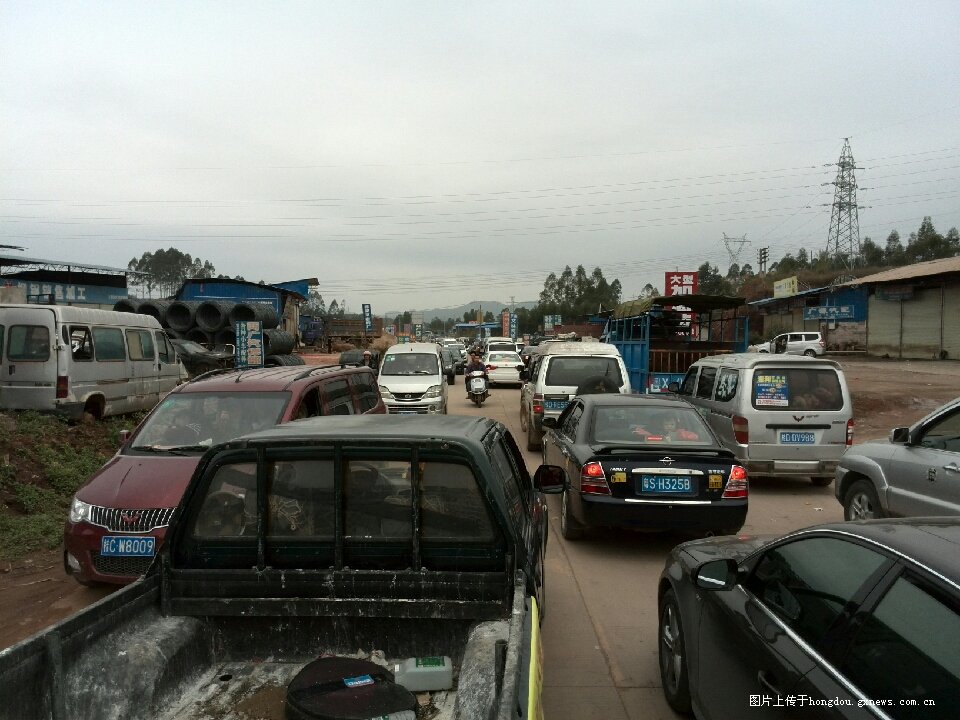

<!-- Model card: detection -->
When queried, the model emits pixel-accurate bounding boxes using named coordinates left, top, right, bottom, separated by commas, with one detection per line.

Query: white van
left=0, top=304, right=185, bottom=420
left=519, top=342, right=630, bottom=450
left=673, top=353, right=853, bottom=486
left=377, top=342, right=447, bottom=414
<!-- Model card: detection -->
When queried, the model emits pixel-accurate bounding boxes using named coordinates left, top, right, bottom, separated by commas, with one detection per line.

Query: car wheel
left=843, top=479, right=884, bottom=520
left=659, top=589, right=692, bottom=714
left=560, top=489, right=584, bottom=540
left=810, top=476, right=833, bottom=487
left=519, top=403, right=528, bottom=431
left=803, top=349, right=817, bottom=357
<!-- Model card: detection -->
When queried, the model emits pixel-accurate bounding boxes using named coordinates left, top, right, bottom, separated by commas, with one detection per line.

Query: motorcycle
left=466, top=370, right=489, bottom=407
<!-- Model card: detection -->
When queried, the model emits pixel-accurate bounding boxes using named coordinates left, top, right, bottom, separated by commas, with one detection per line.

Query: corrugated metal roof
left=611, top=294, right=744, bottom=318
left=0, top=254, right=131, bottom=273
left=748, top=286, right=830, bottom=307
left=843, top=257, right=960, bottom=285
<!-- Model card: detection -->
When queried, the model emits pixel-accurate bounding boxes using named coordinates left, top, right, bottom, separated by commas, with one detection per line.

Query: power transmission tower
left=757, top=246, right=769, bottom=275
left=722, top=233, right=750, bottom=268
left=825, top=138, right=863, bottom=268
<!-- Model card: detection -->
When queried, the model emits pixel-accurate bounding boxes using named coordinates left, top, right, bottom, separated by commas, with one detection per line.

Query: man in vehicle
left=463, top=351, right=487, bottom=399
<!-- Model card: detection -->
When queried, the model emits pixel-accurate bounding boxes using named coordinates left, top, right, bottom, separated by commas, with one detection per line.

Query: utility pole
left=757, top=246, right=769, bottom=275
left=825, top=138, right=864, bottom=269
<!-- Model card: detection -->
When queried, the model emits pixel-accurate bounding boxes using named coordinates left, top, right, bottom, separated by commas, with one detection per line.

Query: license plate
left=780, top=431, right=816, bottom=444
left=470, top=378, right=485, bottom=390
left=100, top=536, right=155, bottom=557
left=544, top=400, right=568, bottom=411
left=639, top=475, right=694, bottom=494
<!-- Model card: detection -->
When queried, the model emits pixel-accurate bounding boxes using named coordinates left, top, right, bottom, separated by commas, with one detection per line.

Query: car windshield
left=380, top=353, right=439, bottom=375
left=545, top=356, right=622, bottom=387
left=131, top=391, right=290, bottom=450
left=591, top=405, right=712, bottom=445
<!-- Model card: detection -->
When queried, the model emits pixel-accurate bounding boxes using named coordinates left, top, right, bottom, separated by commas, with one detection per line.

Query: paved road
left=448, top=380, right=843, bottom=720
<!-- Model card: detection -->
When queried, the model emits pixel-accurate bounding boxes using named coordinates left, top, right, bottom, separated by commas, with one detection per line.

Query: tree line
left=126, top=214, right=957, bottom=335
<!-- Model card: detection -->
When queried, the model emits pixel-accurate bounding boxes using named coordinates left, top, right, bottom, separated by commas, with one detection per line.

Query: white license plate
left=100, top=536, right=155, bottom=557
left=780, top=431, right=816, bottom=444
left=470, top=378, right=485, bottom=390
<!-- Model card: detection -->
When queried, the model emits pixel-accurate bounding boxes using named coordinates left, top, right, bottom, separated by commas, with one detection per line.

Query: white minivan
left=673, top=353, right=853, bottom=486
left=0, top=304, right=185, bottom=420
left=377, top=342, right=447, bottom=414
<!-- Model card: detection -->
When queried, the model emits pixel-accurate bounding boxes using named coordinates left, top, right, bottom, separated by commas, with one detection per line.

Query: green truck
left=0, top=415, right=563, bottom=720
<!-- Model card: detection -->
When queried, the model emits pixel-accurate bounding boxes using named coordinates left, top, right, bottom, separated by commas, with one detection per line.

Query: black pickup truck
left=0, top=415, right=564, bottom=720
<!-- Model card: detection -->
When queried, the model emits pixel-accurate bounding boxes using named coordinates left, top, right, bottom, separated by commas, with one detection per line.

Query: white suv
left=759, top=331, right=825, bottom=356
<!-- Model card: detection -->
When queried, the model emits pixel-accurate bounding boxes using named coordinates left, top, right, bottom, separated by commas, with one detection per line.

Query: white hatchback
left=483, top=350, right=524, bottom=386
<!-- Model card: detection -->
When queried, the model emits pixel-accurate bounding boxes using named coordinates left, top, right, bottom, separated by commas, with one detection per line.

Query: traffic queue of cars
left=42, top=327, right=960, bottom=715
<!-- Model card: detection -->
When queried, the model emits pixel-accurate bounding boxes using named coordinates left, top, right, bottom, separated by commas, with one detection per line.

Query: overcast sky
left=2, top=1, right=958, bottom=315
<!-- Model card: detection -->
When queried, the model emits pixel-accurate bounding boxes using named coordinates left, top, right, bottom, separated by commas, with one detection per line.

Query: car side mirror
left=533, top=465, right=565, bottom=493
left=541, top=417, right=558, bottom=429
left=890, top=426, right=911, bottom=444
left=694, top=559, right=738, bottom=591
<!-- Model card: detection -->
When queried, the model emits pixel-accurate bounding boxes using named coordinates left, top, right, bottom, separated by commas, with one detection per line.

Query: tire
left=447, top=374, right=455, bottom=385
left=659, top=589, right=692, bottom=714
left=526, top=422, right=540, bottom=451
left=473, top=394, right=482, bottom=407
left=843, top=479, right=884, bottom=520
left=803, top=349, right=817, bottom=357
left=810, top=476, right=833, bottom=487
left=560, top=489, right=584, bottom=540
left=519, top=403, right=528, bottom=431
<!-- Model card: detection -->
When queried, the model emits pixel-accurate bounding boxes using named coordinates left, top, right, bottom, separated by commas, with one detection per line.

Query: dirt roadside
left=1, top=356, right=957, bottom=651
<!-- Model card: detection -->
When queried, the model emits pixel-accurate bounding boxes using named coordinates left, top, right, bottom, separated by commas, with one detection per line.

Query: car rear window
left=592, top=405, right=712, bottom=445
left=752, top=368, right=843, bottom=411
left=545, top=356, right=622, bottom=388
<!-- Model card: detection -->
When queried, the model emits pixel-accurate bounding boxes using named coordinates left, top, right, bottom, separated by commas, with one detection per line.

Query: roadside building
left=843, top=257, right=960, bottom=360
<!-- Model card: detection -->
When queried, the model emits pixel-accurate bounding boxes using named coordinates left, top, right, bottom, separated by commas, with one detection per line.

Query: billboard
left=234, top=321, right=264, bottom=368
left=362, top=303, right=373, bottom=331
left=773, top=276, right=798, bottom=298
left=665, top=272, right=698, bottom=296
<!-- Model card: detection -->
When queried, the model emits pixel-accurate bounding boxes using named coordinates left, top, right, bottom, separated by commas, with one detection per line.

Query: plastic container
left=392, top=656, right=454, bottom=692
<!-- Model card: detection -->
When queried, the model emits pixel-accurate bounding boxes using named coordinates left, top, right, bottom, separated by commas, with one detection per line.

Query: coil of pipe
left=113, top=298, right=140, bottom=313
left=195, top=300, right=234, bottom=332
left=166, top=301, right=202, bottom=332
left=264, top=328, right=295, bottom=355
left=228, top=302, right=279, bottom=329
left=185, top=327, right=214, bottom=346
left=137, top=299, right=174, bottom=326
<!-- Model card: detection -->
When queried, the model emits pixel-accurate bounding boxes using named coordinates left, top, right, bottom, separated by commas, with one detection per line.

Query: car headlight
left=69, top=496, right=93, bottom=524
left=423, top=385, right=442, bottom=399
left=378, top=385, right=395, bottom=400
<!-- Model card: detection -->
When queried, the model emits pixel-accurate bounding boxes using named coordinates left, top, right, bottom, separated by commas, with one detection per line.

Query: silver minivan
left=758, top=331, right=825, bottom=356
left=673, top=353, right=853, bottom=485
left=377, top=342, right=447, bottom=414
left=0, top=303, right=185, bottom=420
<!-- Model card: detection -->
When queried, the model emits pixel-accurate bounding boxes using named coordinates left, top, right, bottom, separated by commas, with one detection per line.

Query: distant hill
left=385, top=300, right=537, bottom=323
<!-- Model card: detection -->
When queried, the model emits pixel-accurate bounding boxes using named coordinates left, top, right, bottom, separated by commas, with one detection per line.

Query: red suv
left=64, top=364, right=386, bottom=585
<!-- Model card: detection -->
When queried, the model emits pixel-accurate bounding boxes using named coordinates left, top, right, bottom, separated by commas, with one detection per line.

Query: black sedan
left=541, top=394, right=747, bottom=540
left=658, top=518, right=960, bottom=719
left=171, top=338, right=234, bottom=377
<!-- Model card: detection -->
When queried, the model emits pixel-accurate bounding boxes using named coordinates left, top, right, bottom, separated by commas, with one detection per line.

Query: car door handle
left=757, top=670, right=784, bottom=696
left=944, top=463, right=960, bottom=474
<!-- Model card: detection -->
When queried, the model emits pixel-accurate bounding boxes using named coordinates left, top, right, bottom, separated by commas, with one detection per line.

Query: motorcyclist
left=464, top=351, right=488, bottom=399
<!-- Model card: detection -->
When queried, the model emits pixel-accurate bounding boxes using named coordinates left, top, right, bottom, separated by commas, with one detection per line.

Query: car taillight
left=732, top=415, right=748, bottom=445
left=722, top=465, right=749, bottom=498
left=580, top=461, right=610, bottom=495
left=818, top=338, right=825, bottom=348
left=56, top=375, right=68, bottom=399
left=532, top=393, right=544, bottom=415
left=846, top=418, right=855, bottom=446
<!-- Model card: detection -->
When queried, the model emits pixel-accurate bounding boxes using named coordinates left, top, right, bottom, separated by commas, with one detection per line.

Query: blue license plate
left=544, top=400, right=568, bottom=411
left=639, top=475, right=694, bottom=494
left=780, top=431, right=816, bottom=444
left=100, top=536, right=155, bottom=557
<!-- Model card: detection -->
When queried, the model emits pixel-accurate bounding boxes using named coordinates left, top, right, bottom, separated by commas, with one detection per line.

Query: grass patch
left=0, top=410, right=141, bottom=561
